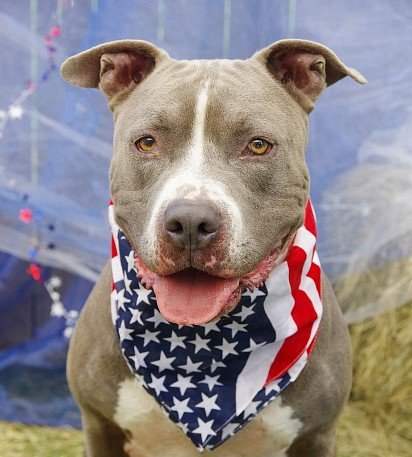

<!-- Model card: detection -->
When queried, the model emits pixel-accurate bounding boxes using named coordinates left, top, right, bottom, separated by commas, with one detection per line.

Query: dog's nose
left=163, top=199, right=220, bottom=249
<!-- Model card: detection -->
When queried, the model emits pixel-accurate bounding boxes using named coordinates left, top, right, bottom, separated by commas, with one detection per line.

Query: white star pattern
left=264, top=381, right=281, bottom=395
left=137, top=329, right=160, bottom=347
left=221, top=422, right=239, bottom=439
left=202, top=321, right=220, bottom=335
left=129, top=346, right=149, bottom=369
left=124, top=250, right=136, bottom=272
left=224, top=320, right=248, bottom=338
left=215, top=338, right=238, bottom=359
left=118, top=320, right=134, bottom=341
left=179, top=422, right=190, bottom=434
left=243, top=400, right=260, bottom=418
left=148, top=373, right=168, bottom=396
left=146, top=308, right=168, bottom=328
left=242, top=338, right=266, bottom=352
left=123, top=271, right=132, bottom=295
left=151, top=352, right=176, bottom=371
left=195, top=393, right=221, bottom=416
left=199, top=375, right=223, bottom=392
left=209, top=359, right=226, bottom=373
left=177, top=323, right=192, bottom=330
left=242, top=288, right=266, bottom=303
left=164, top=331, right=186, bottom=351
left=170, top=374, right=196, bottom=395
left=179, top=356, right=203, bottom=373
left=192, top=417, right=216, bottom=443
left=171, top=397, right=193, bottom=419
left=133, top=282, right=152, bottom=305
left=233, top=302, right=256, bottom=321
left=188, top=334, right=211, bottom=354
left=116, top=289, right=131, bottom=311
left=129, top=307, right=143, bottom=325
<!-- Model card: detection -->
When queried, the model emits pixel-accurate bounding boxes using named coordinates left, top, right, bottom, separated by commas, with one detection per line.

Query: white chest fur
left=114, top=377, right=302, bottom=457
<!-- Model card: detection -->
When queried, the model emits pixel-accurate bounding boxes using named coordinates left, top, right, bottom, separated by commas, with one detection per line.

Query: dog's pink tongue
left=153, top=269, right=240, bottom=325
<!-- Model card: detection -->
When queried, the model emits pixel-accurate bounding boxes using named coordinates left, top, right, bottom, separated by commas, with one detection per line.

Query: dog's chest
left=114, top=377, right=302, bottom=457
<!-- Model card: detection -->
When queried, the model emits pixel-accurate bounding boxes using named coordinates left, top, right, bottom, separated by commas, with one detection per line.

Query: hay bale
left=0, top=421, right=83, bottom=457
left=337, top=302, right=412, bottom=456
left=335, top=256, right=412, bottom=323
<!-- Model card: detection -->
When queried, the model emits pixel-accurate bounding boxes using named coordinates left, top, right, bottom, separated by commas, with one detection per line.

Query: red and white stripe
left=109, top=201, right=125, bottom=325
left=236, top=201, right=322, bottom=414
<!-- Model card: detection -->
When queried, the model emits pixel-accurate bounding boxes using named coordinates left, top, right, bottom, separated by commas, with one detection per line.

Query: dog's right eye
left=134, top=136, right=158, bottom=153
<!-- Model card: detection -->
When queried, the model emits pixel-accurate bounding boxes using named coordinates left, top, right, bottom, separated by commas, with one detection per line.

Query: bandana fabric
left=109, top=200, right=322, bottom=452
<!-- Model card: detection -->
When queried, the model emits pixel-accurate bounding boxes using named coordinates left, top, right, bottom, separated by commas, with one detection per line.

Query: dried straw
left=337, top=302, right=412, bottom=456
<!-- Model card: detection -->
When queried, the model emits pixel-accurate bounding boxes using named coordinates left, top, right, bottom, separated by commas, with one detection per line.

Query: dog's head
left=61, top=39, right=365, bottom=325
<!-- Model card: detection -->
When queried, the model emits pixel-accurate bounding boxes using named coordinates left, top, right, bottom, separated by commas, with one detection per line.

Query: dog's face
left=111, top=57, right=309, bottom=276
left=62, top=39, right=365, bottom=324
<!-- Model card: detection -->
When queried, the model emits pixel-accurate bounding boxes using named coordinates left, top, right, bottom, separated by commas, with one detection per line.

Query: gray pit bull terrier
left=61, top=39, right=366, bottom=457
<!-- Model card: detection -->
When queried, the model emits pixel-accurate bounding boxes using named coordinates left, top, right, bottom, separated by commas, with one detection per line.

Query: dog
left=61, top=38, right=366, bottom=457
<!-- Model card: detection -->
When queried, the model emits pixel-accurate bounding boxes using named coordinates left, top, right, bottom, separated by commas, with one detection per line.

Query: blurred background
left=0, top=1, right=410, bottom=456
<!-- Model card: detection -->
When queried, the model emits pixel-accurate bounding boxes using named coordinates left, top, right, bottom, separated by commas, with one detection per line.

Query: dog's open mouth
left=133, top=240, right=287, bottom=326
left=152, top=268, right=241, bottom=325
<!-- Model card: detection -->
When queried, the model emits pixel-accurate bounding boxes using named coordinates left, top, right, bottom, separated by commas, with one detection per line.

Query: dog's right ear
left=60, top=40, right=169, bottom=101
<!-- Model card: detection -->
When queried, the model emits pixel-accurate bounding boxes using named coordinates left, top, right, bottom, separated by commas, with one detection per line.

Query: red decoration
left=27, top=263, right=42, bottom=282
left=19, top=208, right=33, bottom=223
left=49, top=26, right=61, bottom=37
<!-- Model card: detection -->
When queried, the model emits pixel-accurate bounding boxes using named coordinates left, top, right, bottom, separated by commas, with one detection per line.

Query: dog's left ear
left=252, top=39, right=366, bottom=112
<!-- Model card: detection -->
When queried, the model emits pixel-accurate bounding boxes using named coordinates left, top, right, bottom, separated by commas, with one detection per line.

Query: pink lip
left=133, top=240, right=287, bottom=325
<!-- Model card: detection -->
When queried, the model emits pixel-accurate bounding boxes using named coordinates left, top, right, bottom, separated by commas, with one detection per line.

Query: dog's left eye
left=246, top=138, right=271, bottom=155
left=134, top=136, right=158, bottom=153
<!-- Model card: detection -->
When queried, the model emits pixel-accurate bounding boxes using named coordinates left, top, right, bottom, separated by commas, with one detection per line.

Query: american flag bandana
left=109, top=200, right=322, bottom=451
